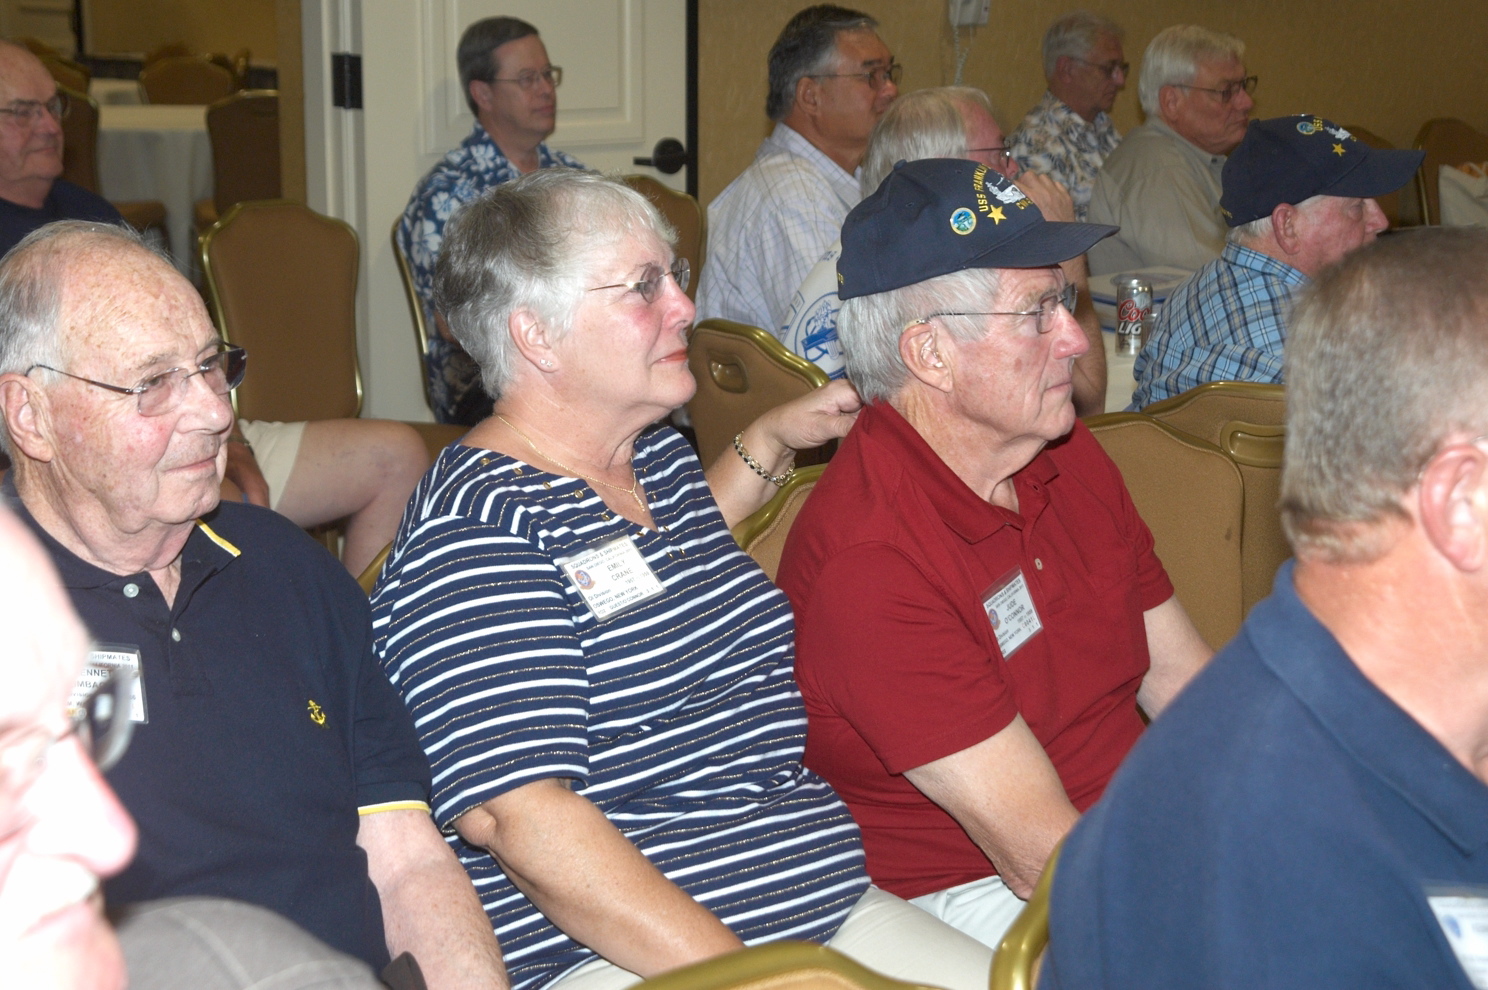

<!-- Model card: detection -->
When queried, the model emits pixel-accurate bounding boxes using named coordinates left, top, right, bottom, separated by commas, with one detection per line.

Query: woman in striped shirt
left=371, top=168, right=995, bottom=990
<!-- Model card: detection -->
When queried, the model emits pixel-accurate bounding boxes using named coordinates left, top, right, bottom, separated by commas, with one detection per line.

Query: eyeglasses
left=0, top=92, right=68, bottom=126
left=491, top=66, right=562, bottom=90
left=1073, top=58, right=1129, bottom=79
left=1174, top=75, right=1258, bottom=104
left=28, top=344, right=247, bottom=417
left=0, top=666, right=135, bottom=840
left=810, top=61, right=902, bottom=90
left=911, top=284, right=1078, bottom=336
left=588, top=258, right=690, bottom=305
left=967, top=146, right=1014, bottom=170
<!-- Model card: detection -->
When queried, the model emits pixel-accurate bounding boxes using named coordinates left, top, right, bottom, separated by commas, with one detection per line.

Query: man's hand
left=224, top=439, right=271, bottom=507
left=1015, top=172, right=1076, bottom=224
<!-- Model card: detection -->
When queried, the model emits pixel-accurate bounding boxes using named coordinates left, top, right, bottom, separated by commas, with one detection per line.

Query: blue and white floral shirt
left=398, top=124, right=585, bottom=424
left=1009, top=91, right=1121, bottom=222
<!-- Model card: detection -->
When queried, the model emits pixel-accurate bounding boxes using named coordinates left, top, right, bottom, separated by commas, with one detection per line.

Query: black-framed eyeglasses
left=967, top=146, right=1014, bottom=170
left=0, top=666, right=135, bottom=839
left=28, top=344, right=247, bottom=417
left=810, top=61, right=902, bottom=90
left=910, top=284, right=1078, bottom=336
left=1073, top=57, right=1129, bottom=79
left=0, top=92, right=68, bottom=126
left=491, top=66, right=562, bottom=90
left=1174, top=75, right=1258, bottom=104
left=588, top=258, right=690, bottom=305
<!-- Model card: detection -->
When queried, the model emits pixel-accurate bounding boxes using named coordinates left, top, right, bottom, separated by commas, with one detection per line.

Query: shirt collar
left=1251, top=562, right=1488, bottom=854
left=857, top=401, right=1060, bottom=544
left=467, top=122, right=559, bottom=168
left=1147, top=117, right=1227, bottom=167
left=1041, top=90, right=1112, bottom=131
left=765, top=122, right=861, bottom=204
left=1221, top=240, right=1311, bottom=286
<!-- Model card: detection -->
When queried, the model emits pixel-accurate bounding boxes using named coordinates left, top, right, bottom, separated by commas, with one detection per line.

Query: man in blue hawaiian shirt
left=399, top=16, right=585, bottom=424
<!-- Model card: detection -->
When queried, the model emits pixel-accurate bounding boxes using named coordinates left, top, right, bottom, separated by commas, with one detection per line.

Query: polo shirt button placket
left=123, top=582, right=140, bottom=598
left=171, top=628, right=182, bottom=642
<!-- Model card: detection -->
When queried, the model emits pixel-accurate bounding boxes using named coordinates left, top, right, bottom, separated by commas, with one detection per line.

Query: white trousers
left=909, top=874, right=1026, bottom=950
left=550, top=886, right=995, bottom=990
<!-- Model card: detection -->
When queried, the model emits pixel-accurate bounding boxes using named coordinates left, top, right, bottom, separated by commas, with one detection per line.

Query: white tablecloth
left=1104, top=329, right=1137, bottom=413
left=96, top=104, right=212, bottom=276
left=88, top=78, right=143, bottom=105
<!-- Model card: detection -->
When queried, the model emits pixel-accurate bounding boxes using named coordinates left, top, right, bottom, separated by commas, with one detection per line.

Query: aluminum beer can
left=1114, top=275, right=1152, bottom=356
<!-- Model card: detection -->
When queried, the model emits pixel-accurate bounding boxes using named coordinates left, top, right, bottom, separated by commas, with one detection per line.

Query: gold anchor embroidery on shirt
left=308, top=700, right=327, bottom=726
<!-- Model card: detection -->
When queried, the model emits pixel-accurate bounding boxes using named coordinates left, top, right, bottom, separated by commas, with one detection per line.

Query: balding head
left=0, top=222, right=234, bottom=570
left=0, top=41, right=63, bottom=208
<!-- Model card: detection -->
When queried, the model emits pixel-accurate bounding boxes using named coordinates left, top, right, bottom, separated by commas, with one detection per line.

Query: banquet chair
left=731, top=464, right=827, bottom=582
left=143, top=42, right=193, bottom=65
left=201, top=200, right=467, bottom=462
left=1413, top=117, right=1488, bottom=225
left=989, top=842, right=1061, bottom=990
left=1144, top=382, right=1288, bottom=615
left=634, top=942, right=942, bottom=990
left=194, top=91, right=281, bottom=233
left=18, top=36, right=63, bottom=59
left=1343, top=124, right=1405, bottom=227
left=357, top=542, right=393, bottom=596
left=621, top=174, right=705, bottom=300
left=1085, top=413, right=1245, bottom=651
left=687, top=319, right=831, bottom=467
left=392, top=218, right=437, bottom=414
left=40, top=53, right=89, bottom=94
left=139, top=55, right=237, bottom=105
left=58, top=86, right=170, bottom=252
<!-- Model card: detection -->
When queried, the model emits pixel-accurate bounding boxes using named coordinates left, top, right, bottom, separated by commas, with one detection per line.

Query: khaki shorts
left=238, top=419, right=307, bottom=511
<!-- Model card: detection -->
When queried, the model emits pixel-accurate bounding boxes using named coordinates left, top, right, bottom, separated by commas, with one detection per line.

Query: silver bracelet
left=733, top=432, right=795, bottom=488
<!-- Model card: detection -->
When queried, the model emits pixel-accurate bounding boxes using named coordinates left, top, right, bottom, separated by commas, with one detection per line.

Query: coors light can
left=1114, top=276, right=1152, bottom=356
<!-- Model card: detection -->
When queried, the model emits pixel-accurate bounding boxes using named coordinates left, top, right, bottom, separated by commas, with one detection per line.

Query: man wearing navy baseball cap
left=777, top=158, right=1213, bottom=949
left=1131, top=114, right=1423, bottom=407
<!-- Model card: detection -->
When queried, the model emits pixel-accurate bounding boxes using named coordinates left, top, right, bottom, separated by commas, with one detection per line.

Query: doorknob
left=633, top=138, right=688, bottom=175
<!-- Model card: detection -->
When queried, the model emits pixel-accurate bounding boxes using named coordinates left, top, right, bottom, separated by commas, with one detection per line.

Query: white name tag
left=70, top=644, right=148, bottom=724
left=982, top=569, right=1043, bottom=659
left=557, top=536, right=666, bottom=621
left=1428, top=887, right=1488, bottom=988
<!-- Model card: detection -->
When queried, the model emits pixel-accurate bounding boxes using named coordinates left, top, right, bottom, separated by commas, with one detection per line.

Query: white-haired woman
left=370, top=169, right=994, bottom=990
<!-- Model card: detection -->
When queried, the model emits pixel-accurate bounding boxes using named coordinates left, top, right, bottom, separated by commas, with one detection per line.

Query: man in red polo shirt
left=777, top=158, right=1212, bottom=950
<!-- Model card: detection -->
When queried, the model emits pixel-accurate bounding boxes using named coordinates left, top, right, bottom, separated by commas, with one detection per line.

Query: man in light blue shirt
left=1131, top=114, right=1420, bottom=408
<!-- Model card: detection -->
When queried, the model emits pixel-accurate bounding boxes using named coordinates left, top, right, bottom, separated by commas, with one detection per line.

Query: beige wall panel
left=699, top=0, right=1488, bottom=207
left=87, top=0, right=278, bottom=61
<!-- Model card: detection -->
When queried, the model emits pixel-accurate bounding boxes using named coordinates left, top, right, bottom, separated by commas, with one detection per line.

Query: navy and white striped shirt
left=371, top=427, right=869, bottom=990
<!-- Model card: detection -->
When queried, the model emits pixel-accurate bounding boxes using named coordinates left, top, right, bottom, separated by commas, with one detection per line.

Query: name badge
left=557, top=536, right=666, bottom=621
left=1428, top=885, right=1488, bottom=988
left=70, top=644, right=148, bottom=724
left=981, top=568, right=1043, bottom=659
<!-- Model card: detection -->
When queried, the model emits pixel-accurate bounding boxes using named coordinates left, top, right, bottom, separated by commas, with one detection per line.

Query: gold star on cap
left=988, top=205, right=1006, bottom=224
left=1332, top=143, right=1346, bottom=156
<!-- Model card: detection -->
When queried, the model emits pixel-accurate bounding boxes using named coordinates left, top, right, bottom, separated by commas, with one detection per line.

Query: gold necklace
left=496, top=414, right=646, bottom=512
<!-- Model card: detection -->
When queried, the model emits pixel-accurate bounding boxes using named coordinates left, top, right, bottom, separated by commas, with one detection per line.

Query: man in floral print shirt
left=1009, top=11, right=1125, bottom=222
left=399, top=16, right=584, bottom=425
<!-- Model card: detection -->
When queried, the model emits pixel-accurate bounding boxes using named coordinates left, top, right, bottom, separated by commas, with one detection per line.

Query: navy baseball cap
left=837, top=159, right=1117, bottom=301
left=1220, top=115, right=1424, bottom=227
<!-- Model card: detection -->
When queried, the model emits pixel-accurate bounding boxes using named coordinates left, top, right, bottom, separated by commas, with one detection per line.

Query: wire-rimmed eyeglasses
left=0, top=92, right=68, bottom=126
left=908, top=284, right=1078, bottom=336
left=1174, top=75, right=1258, bottom=104
left=810, top=61, right=902, bottom=91
left=28, top=345, right=247, bottom=417
left=491, top=66, right=562, bottom=90
left=967, top=146, right=1015, bottom=172
left=1073, top=57, right=1129, bottom=79
left=588, top=258, right=690, bottom=305
left=0, top=666, right=135, bottom=840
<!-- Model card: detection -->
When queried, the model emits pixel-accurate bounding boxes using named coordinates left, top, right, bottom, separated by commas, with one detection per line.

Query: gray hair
left=1042, top=11, right=1124, bottom=80
left=1281, top=228, right=1488, bottom=562
left=433, top=169, right=674, bottom=403
left=0, top=221, right=156, bottom=454
left=859, top=87, right=993, bottom=197
left=458, top=16, right=539, bottom=116
left=1227, top=194, right=1327, bottom=245
left=839, top=267, right=1002, bottom=402
left=765, top=5, right=877, bottom=122
left=1137, top=25, right=1245, bottom=117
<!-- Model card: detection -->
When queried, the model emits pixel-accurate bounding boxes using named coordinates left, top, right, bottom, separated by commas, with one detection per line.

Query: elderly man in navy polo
left=1130, top=114, right=1422, bottom=408
left=1045, top=226, right=1488, bottom=988
left=0, top=221, right=506, bottom=989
